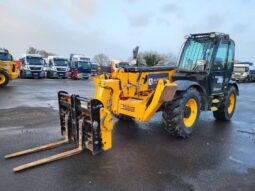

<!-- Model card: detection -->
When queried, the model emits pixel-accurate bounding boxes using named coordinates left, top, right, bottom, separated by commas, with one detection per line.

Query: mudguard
left=228, top=80, right=239, bottom=95
left=173, top=80, right=208, bottom=109
left=174, top=80, right=206, bottom=94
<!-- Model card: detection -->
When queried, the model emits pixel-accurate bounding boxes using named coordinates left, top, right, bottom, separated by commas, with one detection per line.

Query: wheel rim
left=228, top=93, right=235, bottom=114
left=0, top=73, right=6, bottom=85
left=183, top=98, right=198, bottom=128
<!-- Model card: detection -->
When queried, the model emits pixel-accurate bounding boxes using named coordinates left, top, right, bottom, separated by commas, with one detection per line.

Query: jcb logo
left=148, top=73, right=168, bottom=88
left=148, top=78, right=154, bottom=86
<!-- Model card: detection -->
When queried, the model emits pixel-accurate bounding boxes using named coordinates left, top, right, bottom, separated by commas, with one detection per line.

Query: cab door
left=210, top=40, right=229, bottom=94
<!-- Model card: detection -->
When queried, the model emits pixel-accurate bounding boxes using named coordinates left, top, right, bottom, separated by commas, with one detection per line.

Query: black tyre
left=20, top=70, right=26, bottom=79
left=162, top=88, right=201, bottom=138
left=213, top=86, right=237, bottom=121
left=0, top=70, right=10, bottom=88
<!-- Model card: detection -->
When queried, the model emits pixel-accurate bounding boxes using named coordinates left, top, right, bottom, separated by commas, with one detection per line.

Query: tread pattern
left=213, top=86, right=236, bottom=121
left=162, top=88, right=201, bottom=138
left=0, top=70, right=10, bottom=88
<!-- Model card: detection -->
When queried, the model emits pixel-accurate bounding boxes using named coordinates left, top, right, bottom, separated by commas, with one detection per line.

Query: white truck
left=47, top=56, right=69, bottom=78
left=232, top=62, right=255, bottom=82
left=20, top=54, right=46, bottom=78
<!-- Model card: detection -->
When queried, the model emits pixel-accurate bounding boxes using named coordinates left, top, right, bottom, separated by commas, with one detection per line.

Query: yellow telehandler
left=0, top=48, right=19, bottom=88
left=5, top=32, right=239, bottom=172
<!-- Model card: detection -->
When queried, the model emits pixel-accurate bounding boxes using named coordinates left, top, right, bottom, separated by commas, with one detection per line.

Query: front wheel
left=0, top=70, right=10, bottom=88
left=213, top=86, right=237, bottom=121
left=162, top=88, right=201, bottom=138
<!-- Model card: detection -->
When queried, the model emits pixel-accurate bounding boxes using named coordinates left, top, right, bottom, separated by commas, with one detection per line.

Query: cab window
left=227, top=41, right=235, bottom=70
left=213, top=42, right=228, bottom=71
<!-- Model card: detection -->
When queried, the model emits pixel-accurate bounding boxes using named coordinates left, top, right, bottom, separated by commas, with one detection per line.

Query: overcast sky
left=0, top=0, right=254, bottom=62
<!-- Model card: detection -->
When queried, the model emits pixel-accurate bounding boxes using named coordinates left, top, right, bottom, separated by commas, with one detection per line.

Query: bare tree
left=26, top=47, right=37, bottom=54
left=163, top=52, right=177, bottom=66
left=26, top=47, right=55, bottom=58
left=93, top=53, right=110, bottom=66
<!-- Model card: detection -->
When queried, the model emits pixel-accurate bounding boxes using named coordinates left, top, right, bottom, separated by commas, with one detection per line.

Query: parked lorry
left=20, top=54, right=46, bottom=78
left=69, top=54, right=91, bottom=79
left=47, top=56, right=69, bottom=78
left=232, top=62, right=255, bottom=82
left=0, top=48, right=19, bottom=87
left=110, top=60, right=129, bottom=73
left=91, top=62, right=100, bottom=76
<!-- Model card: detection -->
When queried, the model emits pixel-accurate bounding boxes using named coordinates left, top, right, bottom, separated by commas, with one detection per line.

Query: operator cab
left=173, top=32, right=235, bottom=95
left=0, top=48, right=13, bottom=61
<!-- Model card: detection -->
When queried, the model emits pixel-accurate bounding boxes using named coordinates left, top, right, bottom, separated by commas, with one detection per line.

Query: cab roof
left=21, top=54, right=42, bottom=58
left=0, top=48, right=9, bottom=54
left=47, top=56, right=67, bottom=60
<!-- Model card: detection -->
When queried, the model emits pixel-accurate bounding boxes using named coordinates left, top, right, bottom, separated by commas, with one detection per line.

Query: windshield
left=178, top=38, right=214, bottom=71
left=234, top=67, right=248, bottom=73
left=78, top=61, right=91, bottom=69
left=117, top=63, right=129, bottom=68
left=26, top=57, right=44, bottom=65
left=91, top=64, right=98, bottom=70
left=0, top=53, right=12, bottom=61
left=54, top=58, right=68, bottom=66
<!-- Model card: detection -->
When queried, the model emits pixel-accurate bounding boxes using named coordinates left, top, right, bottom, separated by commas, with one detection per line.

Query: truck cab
left=233, top=62, right=255, bottom=82
left=20, top=54, right=46, bottom=78
left=47, top=56, right=69, bottom=79
left=110, top=60, right=129, bottom=73
left=69, top=54, right=91, bottom=79
left=91, top=62, right=99, bottom=76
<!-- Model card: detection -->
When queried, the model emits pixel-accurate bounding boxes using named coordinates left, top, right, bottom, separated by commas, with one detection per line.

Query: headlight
left=242, top=73, right=248, bottom=77
left=52, top=66, right=57, bottom=71
left=23, top=65, right=28, bottom=70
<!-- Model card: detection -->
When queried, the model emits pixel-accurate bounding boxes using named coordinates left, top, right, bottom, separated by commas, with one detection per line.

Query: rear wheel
left=213, top=86, right=237, bottom=121
left=0, top=70, right=10, bottom=88
left=162, top=88, right=201, bottom=138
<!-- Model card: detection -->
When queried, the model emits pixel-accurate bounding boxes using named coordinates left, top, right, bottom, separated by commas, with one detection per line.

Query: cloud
left=161, top=3, right=180, bottom=13
left=0, top=2, right=124, bottom=59
left=13, top=0, right=100, bottom=23
left=61, top=0, right=100, bottom=23
left=128, top=13, right=152, bottom=27
left=205, top=13, right=227, bottom=29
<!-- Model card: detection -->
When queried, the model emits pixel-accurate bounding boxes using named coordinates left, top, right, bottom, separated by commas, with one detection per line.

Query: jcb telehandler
left=5, top=32, right=238, bottom=172
left=0, top=48, right=19, bottom=88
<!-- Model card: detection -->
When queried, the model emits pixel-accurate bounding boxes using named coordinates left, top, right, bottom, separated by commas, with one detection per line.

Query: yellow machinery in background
left=5, top=32, right=239, bottom=172
left=0, top=48, right=19, bottom=88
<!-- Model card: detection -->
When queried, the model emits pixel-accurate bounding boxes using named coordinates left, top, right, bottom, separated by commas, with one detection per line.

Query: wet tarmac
left=0, top=79, right=255, bottom=191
